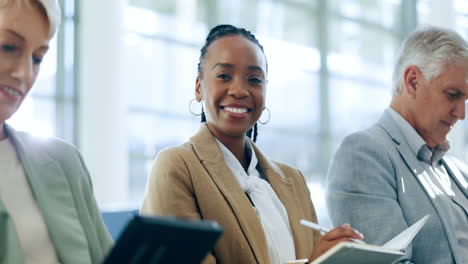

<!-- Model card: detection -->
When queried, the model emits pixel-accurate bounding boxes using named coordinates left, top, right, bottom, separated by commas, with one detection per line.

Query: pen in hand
left=300, top=219, right=366, bottom=244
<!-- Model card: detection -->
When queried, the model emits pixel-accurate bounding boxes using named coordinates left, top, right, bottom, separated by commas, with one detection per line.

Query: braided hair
left=198, top=24, right=267, bottom=143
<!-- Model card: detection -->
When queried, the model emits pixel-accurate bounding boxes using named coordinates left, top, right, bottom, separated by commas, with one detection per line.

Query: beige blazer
left=141, top=124, right=319, bottom=263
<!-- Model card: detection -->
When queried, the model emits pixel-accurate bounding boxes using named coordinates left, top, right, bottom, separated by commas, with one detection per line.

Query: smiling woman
left=141, top=24, right=364, bottom=264
left=0, top=2, right=50, bottom=134
left=196, top=33, right=267, bottom=160
left=196, top=25, right=269, bottom=144
left=0, top=1, right=113, bottom=263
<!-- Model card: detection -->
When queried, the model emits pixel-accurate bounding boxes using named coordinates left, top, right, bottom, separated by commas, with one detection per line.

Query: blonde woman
left=0, top=1, right=112, bottom=263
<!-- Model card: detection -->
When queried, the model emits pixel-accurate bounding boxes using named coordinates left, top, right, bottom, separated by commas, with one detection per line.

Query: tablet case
left=102, top=215, right=223, bottom=264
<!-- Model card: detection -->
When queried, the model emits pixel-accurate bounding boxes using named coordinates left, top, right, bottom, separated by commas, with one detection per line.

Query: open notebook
left=102, top=215, right=223, bottom=264
left=309, top=215, right=429, bottom=264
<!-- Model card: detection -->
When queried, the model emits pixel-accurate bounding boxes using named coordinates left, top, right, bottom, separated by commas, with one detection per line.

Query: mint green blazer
left=0, top=124, right=113, bottom=264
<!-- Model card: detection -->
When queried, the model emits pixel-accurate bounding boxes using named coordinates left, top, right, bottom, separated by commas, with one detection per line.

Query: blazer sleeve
left=75, top=148, right=114, bottom=255
left=325, top=132, right=414, bottom=264
left=296, top=168, right=320, bottom=248
left=140, top=148, right=217, bottom=264
left=43, top=138, right=114, bottom=263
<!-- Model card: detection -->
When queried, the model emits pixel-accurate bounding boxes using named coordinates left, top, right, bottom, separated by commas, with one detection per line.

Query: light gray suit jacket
left=0, top=124, right=113, bottom=264
left=326, top=110, right=468, bottom=264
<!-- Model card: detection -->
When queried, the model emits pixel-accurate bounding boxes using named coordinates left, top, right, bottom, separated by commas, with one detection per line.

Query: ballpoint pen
left=300, top=219, right=366, bottom=244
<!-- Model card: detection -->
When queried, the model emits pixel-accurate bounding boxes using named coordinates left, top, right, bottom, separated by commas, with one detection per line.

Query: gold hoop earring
left=259, top=107, right=270, bottom=124
left=189, top=98, right=203, bottom=116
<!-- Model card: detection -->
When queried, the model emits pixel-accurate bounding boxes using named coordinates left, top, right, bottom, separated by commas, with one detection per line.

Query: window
left=455, top=0, right=468, bottom=44
left=124, top=0, right=410, bottom=211
left=8, top=0, right=77, bottom=143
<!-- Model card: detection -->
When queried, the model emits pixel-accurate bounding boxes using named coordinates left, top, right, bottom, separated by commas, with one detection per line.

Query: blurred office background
left=8, top=0, right=468, bottom=224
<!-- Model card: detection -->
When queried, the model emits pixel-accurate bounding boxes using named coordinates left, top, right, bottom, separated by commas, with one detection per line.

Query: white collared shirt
left=216, top=138, right=296, bottom=264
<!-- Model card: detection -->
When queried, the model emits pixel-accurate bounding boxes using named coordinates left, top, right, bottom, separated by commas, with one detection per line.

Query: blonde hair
left=0, top=0, right=61, bottom=38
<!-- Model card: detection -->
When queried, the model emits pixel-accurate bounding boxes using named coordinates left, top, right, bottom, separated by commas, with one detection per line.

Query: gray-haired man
left=326, top=26, right=468, bottom=264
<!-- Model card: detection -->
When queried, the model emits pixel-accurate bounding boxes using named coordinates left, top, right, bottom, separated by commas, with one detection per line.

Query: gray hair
left=0, top=0, right=61, bottom=38
left=392, top=26, right=468, bottom=96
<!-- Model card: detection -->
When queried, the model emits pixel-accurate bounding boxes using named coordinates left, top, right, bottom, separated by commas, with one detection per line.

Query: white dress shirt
left=216, top=138, right=296, bottom=264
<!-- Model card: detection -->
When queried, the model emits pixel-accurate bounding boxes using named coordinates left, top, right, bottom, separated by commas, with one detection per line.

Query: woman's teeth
left=0, top=86, right=20, bottom=96
left=224, top=107, right=248, bottom=113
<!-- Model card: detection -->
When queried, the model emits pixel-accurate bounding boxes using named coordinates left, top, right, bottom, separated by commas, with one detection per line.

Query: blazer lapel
left=190, top=124, right=270, bottom=263
left=378, top=111, right=459, bottom=259
left=378, top=111, right=449, bottom=200
left=0, top=199, right=24, bottom=263
left=443, top=157, right=468, bottom=197
left=252, top=143, right=309, bottom=257
left=6, top=125, right=91, bottom=264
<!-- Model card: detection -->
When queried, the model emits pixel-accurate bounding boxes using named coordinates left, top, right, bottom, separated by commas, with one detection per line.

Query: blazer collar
left=377, top=109, right=405, bottom=146
left=189, top=123, right=225, bottom=164
left=190, top=123, right=290, bottom=182
left=189, top=123, right=291, bottom=263
left=378, top=109, right=428, bottom=176
left=5, top=124, right=54, bottom=166
left=5, top=124, right=91, bottom=263
left=379, top=110, right=466, bottom=191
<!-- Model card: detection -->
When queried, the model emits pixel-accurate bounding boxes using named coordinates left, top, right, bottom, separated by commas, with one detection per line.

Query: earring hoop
left=189, top=98, right=203, bottom=116
left=259, top=107, right=271, bottom=124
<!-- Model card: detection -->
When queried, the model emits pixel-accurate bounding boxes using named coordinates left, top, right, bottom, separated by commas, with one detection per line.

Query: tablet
left=102, top=215, right=223, bottom=264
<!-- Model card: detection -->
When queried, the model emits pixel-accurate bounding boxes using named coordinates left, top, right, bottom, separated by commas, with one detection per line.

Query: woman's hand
left=309, top=224, right=364, bottom=261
